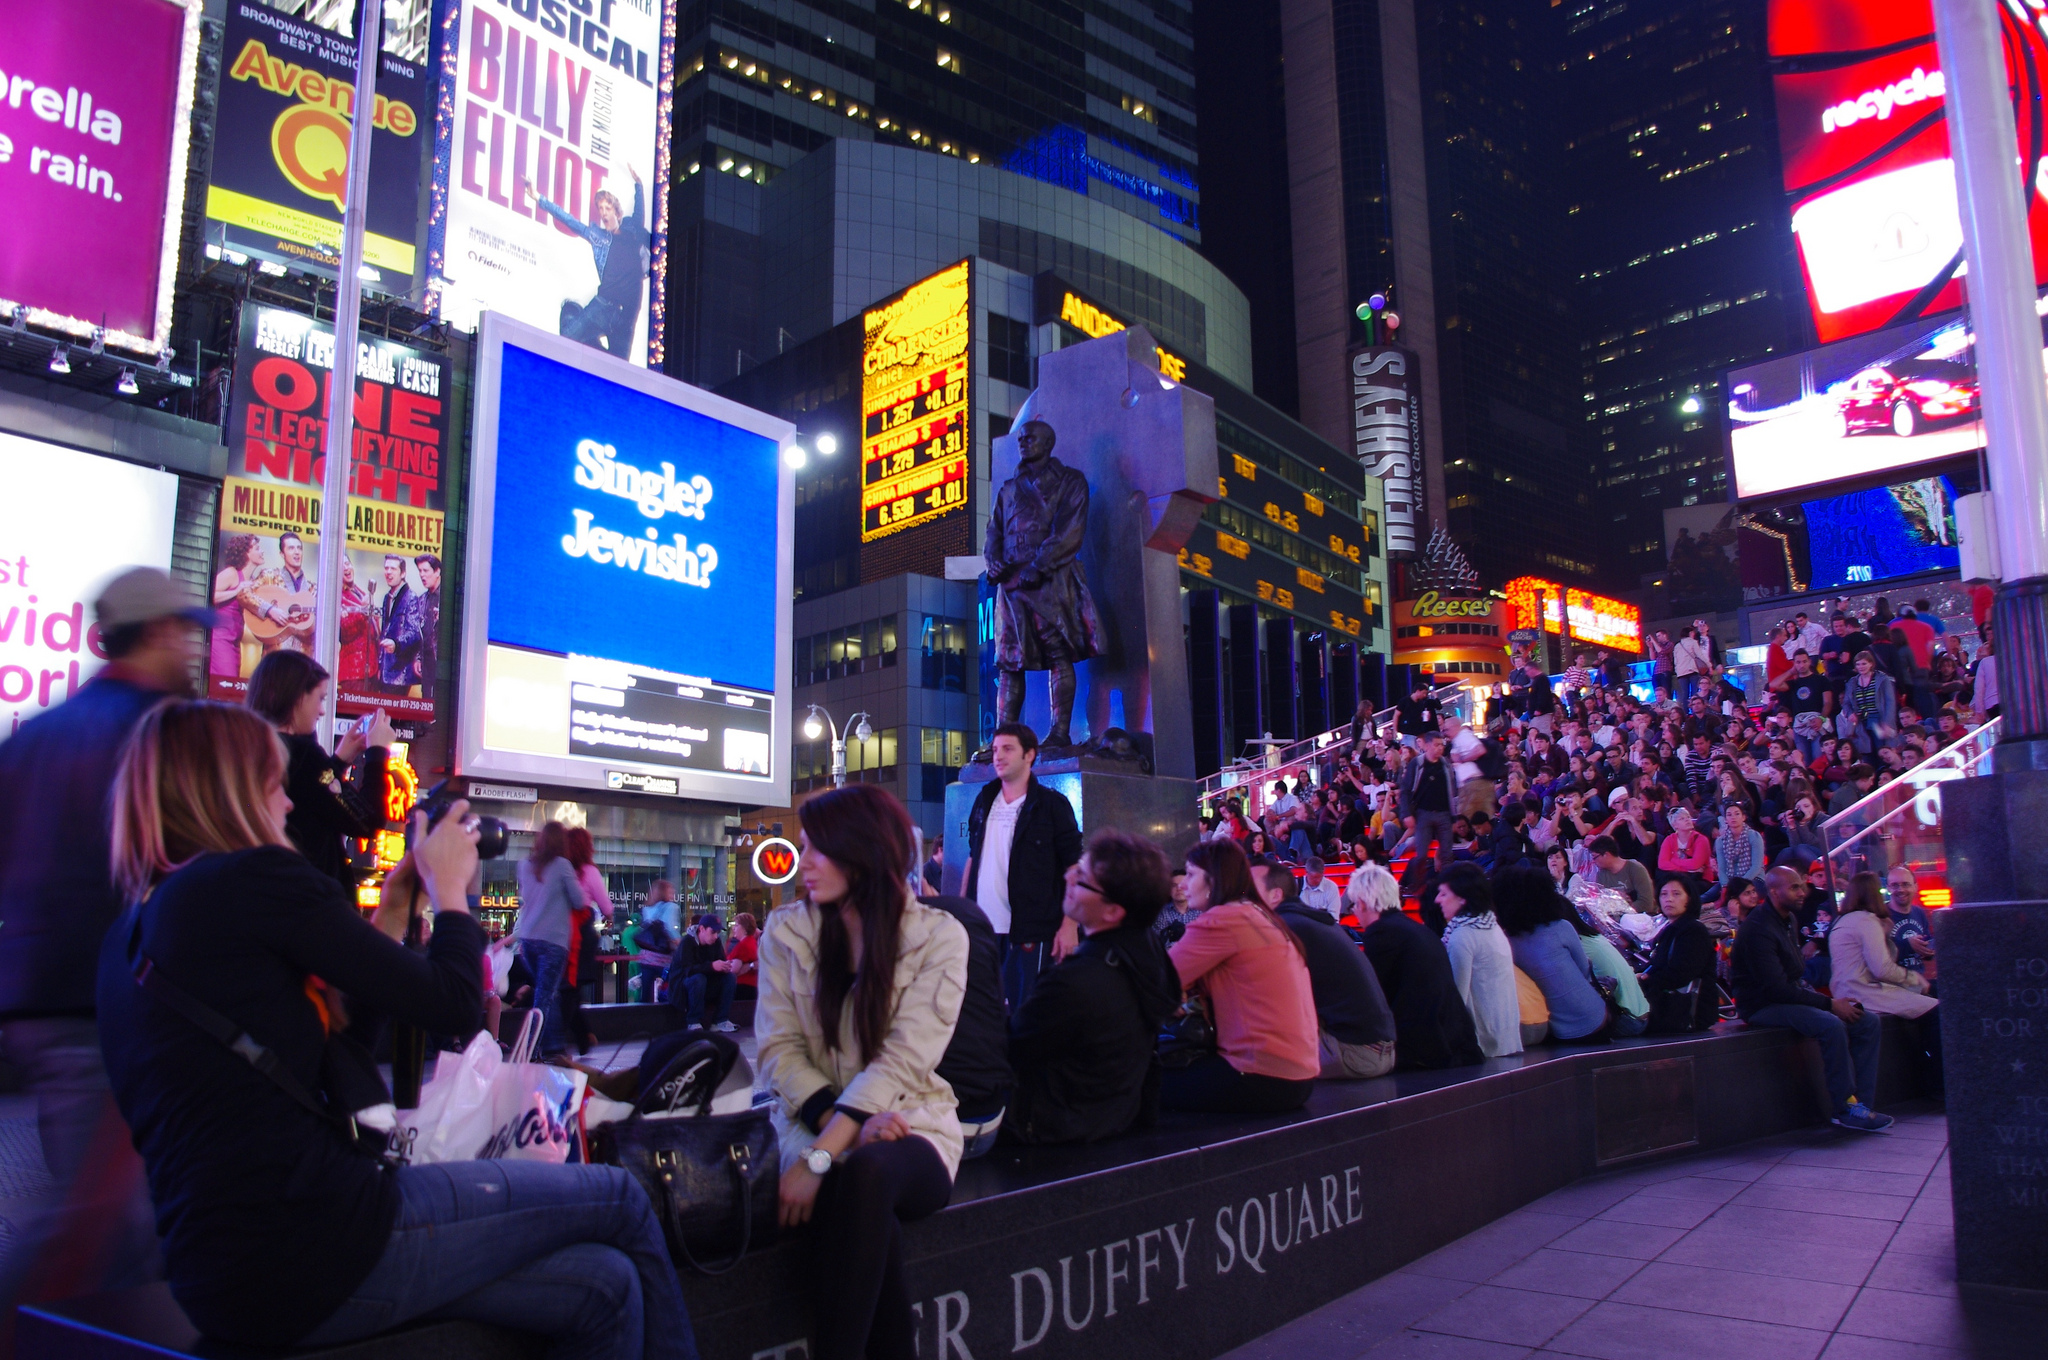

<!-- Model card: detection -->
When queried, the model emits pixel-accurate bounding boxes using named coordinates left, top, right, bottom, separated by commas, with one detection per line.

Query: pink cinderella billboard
left=0, top=0, right=202, bottom=355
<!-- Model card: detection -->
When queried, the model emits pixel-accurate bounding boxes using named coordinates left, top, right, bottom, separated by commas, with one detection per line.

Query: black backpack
left=1475, top=736, right=1510, bottom=781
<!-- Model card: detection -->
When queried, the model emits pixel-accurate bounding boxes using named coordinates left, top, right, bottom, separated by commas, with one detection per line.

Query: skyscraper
left=663, top=0, right=1205, bottom=385
left=1553, top=0, right=1804, bottom=588
left=1274, top=0, right=1597, bottom=588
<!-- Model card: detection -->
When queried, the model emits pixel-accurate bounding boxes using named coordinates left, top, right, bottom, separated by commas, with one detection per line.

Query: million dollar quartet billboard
left=430, top=0, right=677, bottom=366
left=1349, top=346, right=1423, bottom=556
left=206, top=1, right=431, bottom=296
left=210, top=305, right=451, bottom=723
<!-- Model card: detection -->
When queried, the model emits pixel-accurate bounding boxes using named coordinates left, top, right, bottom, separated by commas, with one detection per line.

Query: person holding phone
left=246, top=650, right=395, bottom=890
left=97, top=701, right=696, bottom=1357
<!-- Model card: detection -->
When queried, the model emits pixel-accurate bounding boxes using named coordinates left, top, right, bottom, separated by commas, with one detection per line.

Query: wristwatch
left=803, top=1146, right=835, bottom=1176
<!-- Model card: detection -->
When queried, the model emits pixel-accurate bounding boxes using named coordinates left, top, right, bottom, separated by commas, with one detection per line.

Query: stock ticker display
left=860, top=260, right=973, bottom=544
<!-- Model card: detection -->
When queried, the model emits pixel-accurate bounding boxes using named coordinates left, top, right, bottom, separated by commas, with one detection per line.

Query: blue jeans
left=298, top=1159, right=696, bottom=1360
left=1003, top=937, right=1056, bottom=1013
left=1287, top=827, right=1314, bottom=860
left=1610, top=1009, right=1649, bottom=1038
left=520, top=939, right=571, bottom=1057
left=680, top=971, right=735, bottom=1026
left=1750, top=1001, right=1882, bottom=1114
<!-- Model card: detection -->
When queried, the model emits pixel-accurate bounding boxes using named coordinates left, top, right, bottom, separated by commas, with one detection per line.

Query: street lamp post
left=803, top=705, right=874, bottom=788
left=1925, top=0, right=2048, bottom=1294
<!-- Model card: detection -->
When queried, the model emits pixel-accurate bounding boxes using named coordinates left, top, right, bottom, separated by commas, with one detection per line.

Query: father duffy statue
left=985, top=419, right=1102, bottom=750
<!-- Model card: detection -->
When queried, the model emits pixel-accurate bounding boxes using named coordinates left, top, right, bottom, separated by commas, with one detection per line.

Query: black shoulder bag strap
left=125, top=908, right=358, bottom=1140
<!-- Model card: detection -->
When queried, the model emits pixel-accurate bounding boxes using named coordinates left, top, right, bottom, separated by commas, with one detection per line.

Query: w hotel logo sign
left=752, top=837, right=800, bottom=884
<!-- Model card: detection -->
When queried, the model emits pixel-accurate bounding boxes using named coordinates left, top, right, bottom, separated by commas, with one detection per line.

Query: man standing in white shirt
left=965, top=723, right=1085, bottom=1011
left=1443, top=715, right=1493, bottom=818
left=1792, top=611, right=1829, bottom=661
left=1297, top=857, right=1342, bottom=916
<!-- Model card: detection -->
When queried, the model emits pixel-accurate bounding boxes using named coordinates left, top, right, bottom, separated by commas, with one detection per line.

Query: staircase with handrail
left=1197, top=682, right=1473, bottom=819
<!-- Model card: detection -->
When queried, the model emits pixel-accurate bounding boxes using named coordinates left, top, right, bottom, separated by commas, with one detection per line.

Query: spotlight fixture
left=9, top=305, right=25, bottom=333
left=89, top=327, right=106, bottom=356
left=155, top=348, right=173, bottom=373
left=116, top=368, right=139, bottom=396
left=815, top=433, right=838, bottom=455
left=783, top=444, right=808, bottom=469
left=49, top=346, right=71, bottom=375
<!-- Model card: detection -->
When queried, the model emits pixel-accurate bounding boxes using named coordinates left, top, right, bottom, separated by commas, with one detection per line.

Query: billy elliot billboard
left=1767, top=0, right=2048, bottom=343
left=206, top=2, right=430, bottom=296
left=213, top=305, right=451, bottom=722
left=429, top=0, right=677, bottom=366
left=859, top=260, right=974, bottom=576
left=0, top=0, right=201, bottom=355
left=1348, top=347, right=1422, bottom=556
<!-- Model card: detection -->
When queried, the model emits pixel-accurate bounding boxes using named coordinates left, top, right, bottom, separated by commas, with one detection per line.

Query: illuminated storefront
left=1391, top=592, right=1510, bottom=688
left=1501, top=576, right=1643, bottom=655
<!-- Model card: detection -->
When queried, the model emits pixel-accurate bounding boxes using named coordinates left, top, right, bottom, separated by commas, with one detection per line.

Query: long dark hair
left=529, top=820, right=568, bottom=868
left=800, top=784, right=915, bottom=1063
left=1186, top=838, right=1305, bottom=961
left=1492, top=865, right=1579, bottom=936
left=565, top=825, right=595, bottom=870
left=245, top=649, right=328, bottom=727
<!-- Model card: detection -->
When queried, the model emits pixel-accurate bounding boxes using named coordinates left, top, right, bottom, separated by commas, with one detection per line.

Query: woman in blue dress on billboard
left=532, top=164, right=649, bottom=359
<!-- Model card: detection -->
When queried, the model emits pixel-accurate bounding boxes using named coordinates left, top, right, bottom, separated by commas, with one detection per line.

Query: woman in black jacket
left=246, top=649, right=391, bottom=888
left=97, top=700, right=695, bottom=1358
left=1638, top=876, right=1719, bottom=1033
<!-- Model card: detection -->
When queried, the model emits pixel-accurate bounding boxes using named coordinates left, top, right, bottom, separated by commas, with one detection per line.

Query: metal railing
left=1820, top=716, right=2001, bottom=898
left=1197, top=682, right=1474, bottom=819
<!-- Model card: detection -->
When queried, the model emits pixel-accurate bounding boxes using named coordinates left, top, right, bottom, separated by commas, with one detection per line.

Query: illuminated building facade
left=662, top=0, right=1203, bottom=388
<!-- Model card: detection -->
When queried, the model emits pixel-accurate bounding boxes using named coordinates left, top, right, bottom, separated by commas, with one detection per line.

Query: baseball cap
left=95, top=568, right=214, bottom=631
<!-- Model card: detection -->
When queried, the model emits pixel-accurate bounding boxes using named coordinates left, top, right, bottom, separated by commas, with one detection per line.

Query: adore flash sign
left=460, top=313, right=793, bottom=804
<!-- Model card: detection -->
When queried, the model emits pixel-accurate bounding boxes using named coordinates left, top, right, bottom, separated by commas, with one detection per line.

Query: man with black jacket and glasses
left=1732, top=866, right=1893, bottom=1132
left=964, top=723, right=1085, bottom=1011
left=1005, top=830, right=1179, bottom=1143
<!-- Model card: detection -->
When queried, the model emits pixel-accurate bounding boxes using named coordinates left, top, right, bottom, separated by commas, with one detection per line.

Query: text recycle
left=560, top=438, right=718, bottom=586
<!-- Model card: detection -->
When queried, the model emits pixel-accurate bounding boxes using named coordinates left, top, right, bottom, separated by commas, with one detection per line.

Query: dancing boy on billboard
left=530, top=166, right=649, bottom=357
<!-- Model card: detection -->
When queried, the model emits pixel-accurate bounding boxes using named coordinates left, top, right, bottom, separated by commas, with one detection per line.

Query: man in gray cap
left=0, top=567, right=210, bottom=1319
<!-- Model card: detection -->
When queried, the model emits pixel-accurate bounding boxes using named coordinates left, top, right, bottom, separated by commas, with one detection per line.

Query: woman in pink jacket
left=1166, top=839, right=1320, bottom=1113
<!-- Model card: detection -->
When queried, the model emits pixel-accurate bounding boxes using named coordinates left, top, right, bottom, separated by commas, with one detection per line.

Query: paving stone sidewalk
left=1221, top=1108, right=2048, bottom=1360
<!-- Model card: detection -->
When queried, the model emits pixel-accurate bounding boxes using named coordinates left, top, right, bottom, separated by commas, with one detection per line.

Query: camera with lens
left=416, top=780, right=509, bottom=860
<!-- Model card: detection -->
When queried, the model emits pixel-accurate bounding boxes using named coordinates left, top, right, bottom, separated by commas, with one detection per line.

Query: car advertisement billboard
left=206, top=2, right=430, bottom=296
left=459, top=312, right=793, bottom=804
left=1723, top=305, right=1995, bottom=500
left=214, top=305, right=451, bottom=722
left=1767, top=0, right=2048, bottom=343
left=0, top=435, right=178, bottom=734
left=0, top=0, right=202, bottom=354
left=429, top=0, right=675, bottom=366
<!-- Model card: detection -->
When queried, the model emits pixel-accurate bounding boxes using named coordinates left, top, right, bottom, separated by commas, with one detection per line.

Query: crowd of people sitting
left=0, top=570, right=1965, bottom=1360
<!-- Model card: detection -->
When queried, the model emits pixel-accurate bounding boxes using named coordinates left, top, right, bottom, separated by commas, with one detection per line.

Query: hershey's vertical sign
left=1350, top=347, right=1423, bottom=556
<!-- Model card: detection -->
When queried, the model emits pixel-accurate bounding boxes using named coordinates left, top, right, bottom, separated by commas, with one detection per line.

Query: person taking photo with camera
left=96, top=700, right=697, bottom=1358
left=245, top=649, right=395, bottom=890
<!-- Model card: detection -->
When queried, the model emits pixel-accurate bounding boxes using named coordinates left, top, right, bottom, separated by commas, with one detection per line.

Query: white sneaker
left=712, top=1020, right=738, bottom=1033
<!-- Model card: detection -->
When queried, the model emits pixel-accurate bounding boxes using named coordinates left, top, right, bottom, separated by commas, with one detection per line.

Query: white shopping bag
left=390, top=1012, right=586, bottom=1165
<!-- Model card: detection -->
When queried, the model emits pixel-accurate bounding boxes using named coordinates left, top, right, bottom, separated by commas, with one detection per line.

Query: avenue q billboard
left=1768, top=0, right=2048, bottom=343
left=430, top=0, right=677, bottom=366
left=0, top=0, right=202, bottom=354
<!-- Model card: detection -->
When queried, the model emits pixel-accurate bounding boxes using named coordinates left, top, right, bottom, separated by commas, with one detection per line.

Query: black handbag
left=1156, top=992, right=1217, bottom=1069
left=590, top=1040, right=780, bottom=1274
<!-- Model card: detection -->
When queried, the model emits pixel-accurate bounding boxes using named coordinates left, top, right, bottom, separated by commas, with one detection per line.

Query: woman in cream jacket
left=756, top=784, right=968, bottom=1360
left=1827, top=871, right=1936, bottom=1020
